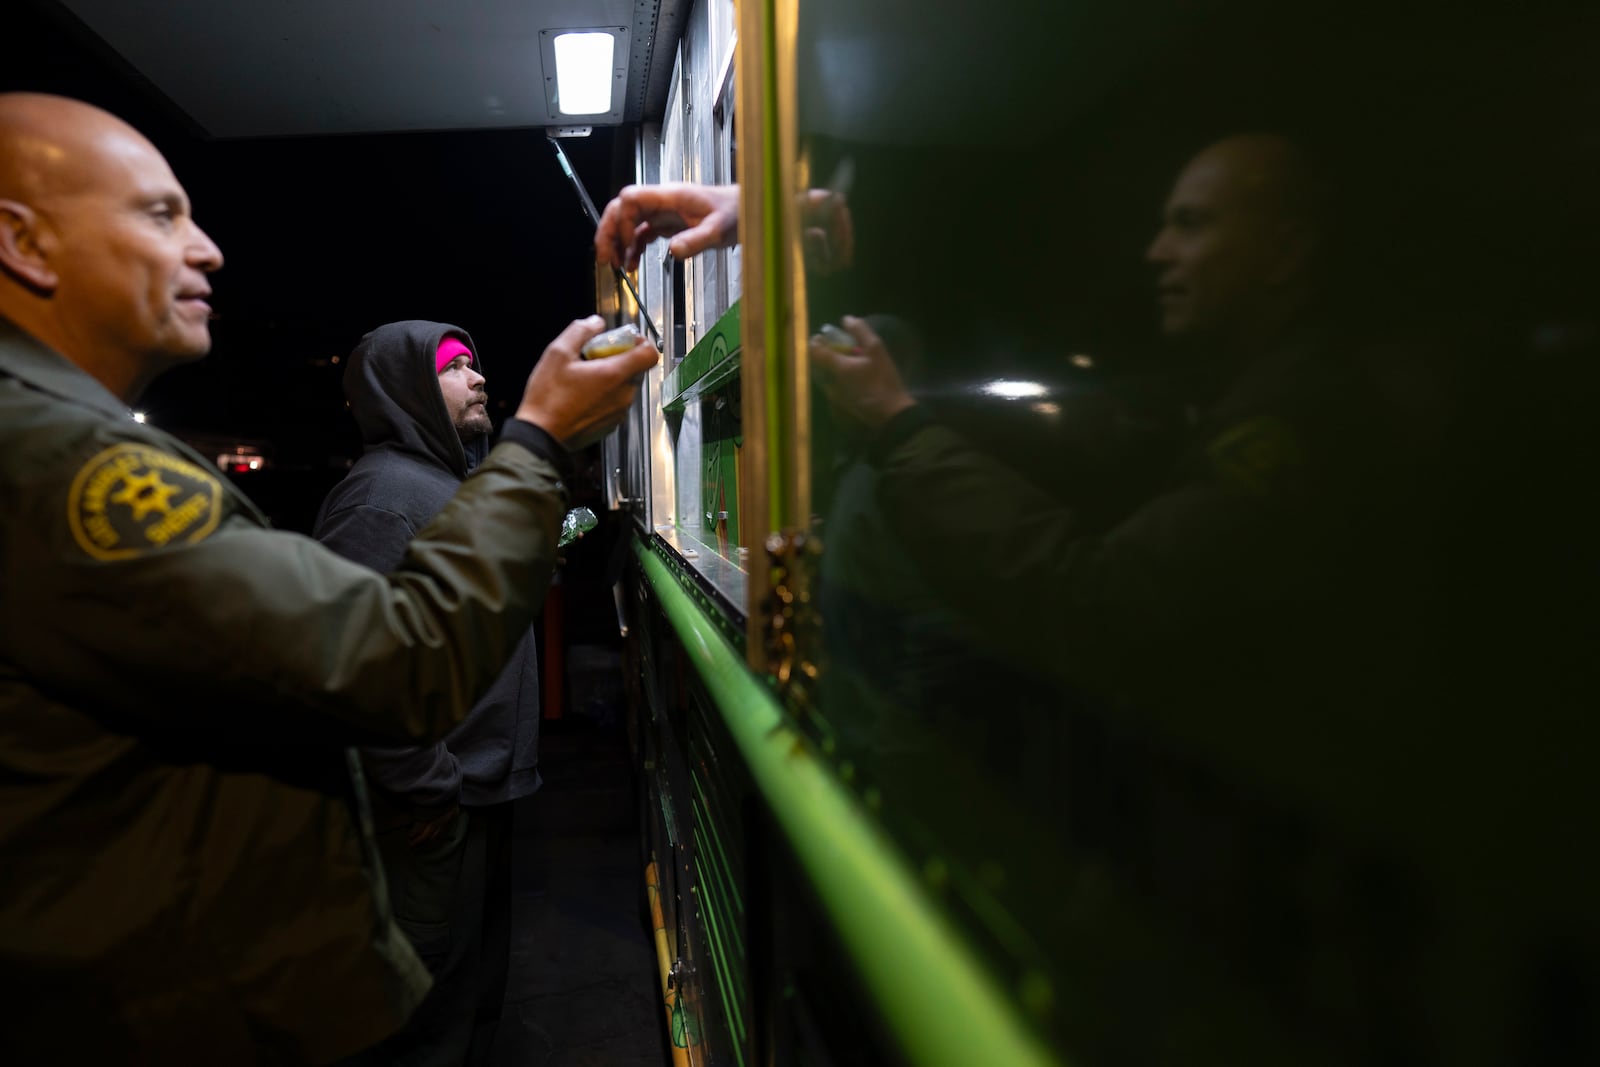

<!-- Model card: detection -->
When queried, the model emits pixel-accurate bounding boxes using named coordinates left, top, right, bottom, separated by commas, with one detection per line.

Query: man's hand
left=810, top=315, right=916, bottom=430
left=801, top=188, right=854, bottom=274
left=595, top=183, right=740, bottom=272
left=516, top=316, right=659, bottom=450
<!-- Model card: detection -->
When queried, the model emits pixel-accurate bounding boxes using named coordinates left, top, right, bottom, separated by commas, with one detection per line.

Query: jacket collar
left=0, top=317, right=138, bottom=423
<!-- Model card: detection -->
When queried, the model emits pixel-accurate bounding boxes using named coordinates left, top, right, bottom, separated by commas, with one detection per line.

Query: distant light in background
left=131, top=411, right=147, bottom=423
left=1032, top=402, right=1062, bottom=416
left=216, top=450, right=266, bottom=473
left=981, top=379, right=1048, bottom=400
left=1069, top=354, right=1095, bottom=369
left=554, top=32, right=615, bottom=115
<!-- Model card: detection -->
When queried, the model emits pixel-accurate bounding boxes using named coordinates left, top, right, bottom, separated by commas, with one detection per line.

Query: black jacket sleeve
left=316, top=503, right=416, bottom=576
left=314, top=503, right=462, bottom=818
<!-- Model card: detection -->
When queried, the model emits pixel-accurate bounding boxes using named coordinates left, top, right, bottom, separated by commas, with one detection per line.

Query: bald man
left=0, top=94, right=656, bottom=1064
left=1147, top=134, right=1327, bottom=358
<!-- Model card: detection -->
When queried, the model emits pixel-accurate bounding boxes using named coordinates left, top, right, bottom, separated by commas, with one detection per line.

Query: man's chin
left=457, top=417, right=494, bottom=441
left=172, top=323, right=215, bottom=355
left=153, top=336, right=213, bottom=365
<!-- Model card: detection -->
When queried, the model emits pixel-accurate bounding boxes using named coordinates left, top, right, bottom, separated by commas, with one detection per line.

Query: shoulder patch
left=67, top=443, right=224, bottom=559
left=1206, top=415, right=1305, bottom=496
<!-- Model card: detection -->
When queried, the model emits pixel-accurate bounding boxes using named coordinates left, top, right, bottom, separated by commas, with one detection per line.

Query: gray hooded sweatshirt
left=314, top=320, right=542, bottom=815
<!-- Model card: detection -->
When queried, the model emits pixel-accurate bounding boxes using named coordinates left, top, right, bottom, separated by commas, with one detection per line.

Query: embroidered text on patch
left=68, top=443, right=223, bottom=559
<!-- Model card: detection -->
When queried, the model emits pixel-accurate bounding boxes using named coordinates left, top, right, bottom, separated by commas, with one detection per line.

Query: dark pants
left=339, top=802, right=515, bottom=1067
left=466, top=801, right=513, bottom=1067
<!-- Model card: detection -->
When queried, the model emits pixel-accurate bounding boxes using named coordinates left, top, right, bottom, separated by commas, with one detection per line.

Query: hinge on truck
left=760, top=528, right=822, bottom=719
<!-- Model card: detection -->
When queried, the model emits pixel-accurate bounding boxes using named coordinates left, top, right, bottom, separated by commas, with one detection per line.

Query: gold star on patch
left=110, top=469, right=180, bottom=521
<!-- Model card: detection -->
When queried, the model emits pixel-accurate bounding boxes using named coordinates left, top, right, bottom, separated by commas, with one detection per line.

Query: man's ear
left=0, top=200, right=60, bottom=293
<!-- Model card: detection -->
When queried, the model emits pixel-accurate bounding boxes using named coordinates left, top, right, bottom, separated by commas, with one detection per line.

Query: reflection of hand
left=810, top=315, right=916, bottom=429
left=516, top=316, right=659, bottom=450
left=408, top=805, right=459, bottom=848
left=594, top=183, right=741, bottom=271
left=801, top=189, right=854, bottom=274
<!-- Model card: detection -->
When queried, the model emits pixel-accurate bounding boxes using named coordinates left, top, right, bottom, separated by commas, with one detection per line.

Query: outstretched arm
left=594, top=183, right=741, bottom=271
left=5, top=317, right=657, bottom=747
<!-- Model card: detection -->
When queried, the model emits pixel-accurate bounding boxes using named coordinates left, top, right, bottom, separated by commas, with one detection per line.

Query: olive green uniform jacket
left=0, top=321, right=569, bottom=1065
left=861, top=338, right=1415, bottom=731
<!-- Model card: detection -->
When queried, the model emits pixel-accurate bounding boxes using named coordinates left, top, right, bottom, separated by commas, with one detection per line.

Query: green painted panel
left=694, top=824, right=749, bottom=1060
left=662, top=302, right=742, bottom=411
left=636, top=540, right=1061, bottom=1067
left=698, top=399, right=741, bottom=551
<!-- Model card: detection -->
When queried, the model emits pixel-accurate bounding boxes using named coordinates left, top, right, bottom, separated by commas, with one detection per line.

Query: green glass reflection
left=787, top=1, right=1600, bottom=1064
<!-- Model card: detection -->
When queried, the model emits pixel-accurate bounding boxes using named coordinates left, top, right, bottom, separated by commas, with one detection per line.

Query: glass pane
left=790, top=1, right=1600, bottom=1062
left=651, top=8, right=747, bottom=608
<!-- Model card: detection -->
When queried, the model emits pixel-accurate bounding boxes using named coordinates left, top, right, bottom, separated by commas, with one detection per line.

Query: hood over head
left=343, top=320, right=491, bottom=477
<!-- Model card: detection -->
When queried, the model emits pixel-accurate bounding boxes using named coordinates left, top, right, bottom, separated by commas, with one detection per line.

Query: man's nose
left=188, top=222, right=224, bottom=271
left=1146, top=229, right=1173, bottom=265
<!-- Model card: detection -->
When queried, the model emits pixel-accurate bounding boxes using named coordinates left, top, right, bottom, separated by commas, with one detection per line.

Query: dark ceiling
left=48, top=0, right=661, bottom=136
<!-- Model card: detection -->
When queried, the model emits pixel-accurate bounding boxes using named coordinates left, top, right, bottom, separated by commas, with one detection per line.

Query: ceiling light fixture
left=553, top=32, right=616, bottom=115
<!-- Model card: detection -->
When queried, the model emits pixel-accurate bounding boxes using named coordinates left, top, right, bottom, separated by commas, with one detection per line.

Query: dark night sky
left=8, top=1, right=622, bottom=530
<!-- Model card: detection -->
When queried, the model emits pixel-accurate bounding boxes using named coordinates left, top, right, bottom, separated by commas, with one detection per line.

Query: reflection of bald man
left=0, top=94, right=652, bottom=1063
left=1147, top=135, right=1326, bottom=359
left=811, top=134, right=1390, bottom=712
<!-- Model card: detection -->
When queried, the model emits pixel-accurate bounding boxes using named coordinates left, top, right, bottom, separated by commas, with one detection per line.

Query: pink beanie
left=436, top=337, right=472, bottom=373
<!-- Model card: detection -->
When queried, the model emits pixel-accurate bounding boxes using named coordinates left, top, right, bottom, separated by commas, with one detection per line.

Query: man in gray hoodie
left=315, top=321, right=542, bottom=1065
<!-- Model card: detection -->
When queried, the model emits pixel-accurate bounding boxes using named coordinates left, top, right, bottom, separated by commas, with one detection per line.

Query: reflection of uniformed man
left=0, top=93, right=655, bottom=1064
left=810, top=136, right=1397, bottom=716
left=802, top=141, right=1438, bottom=1051
left=1147, top=136, right=1325, bottom=356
